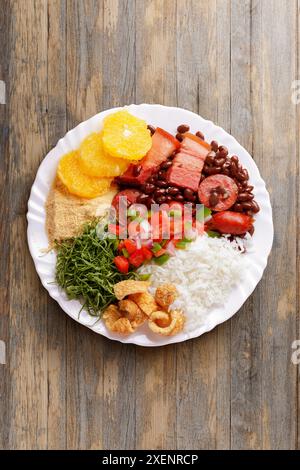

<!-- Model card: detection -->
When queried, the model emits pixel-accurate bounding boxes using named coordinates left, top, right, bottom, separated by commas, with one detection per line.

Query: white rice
left=138, top=234, right=248, bottom=332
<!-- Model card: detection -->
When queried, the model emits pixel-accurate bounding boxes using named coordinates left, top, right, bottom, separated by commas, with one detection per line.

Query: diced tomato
left=118, top=241, right=125, bottom=251
left=108, top=224, right=126, bottom=238
left=128, top=249, right=145, bottom=268
left=150, top=210, right=171, bottom=240
left=124, top=239, right=137, bottom=255
left=114, top=256, right=129, bottom=274
left=141, top=246, right=153, bottom=260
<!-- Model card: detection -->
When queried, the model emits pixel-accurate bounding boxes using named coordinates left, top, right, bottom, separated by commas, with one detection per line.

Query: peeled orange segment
left=102, top=110, right=152, bottom=160
left=57, top=151, right=112, bottom=199
left=78, top=132, right=130, bottom=177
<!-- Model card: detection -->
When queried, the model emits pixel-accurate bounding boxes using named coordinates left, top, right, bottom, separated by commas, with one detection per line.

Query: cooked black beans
left=147, top=124, right=156, bottom=135
left=167, top=186, right=180, bottom=196
left=210, top=140, right=219, bottom=152
left=160, top=160, right=173, bottom=170
left=176, top=133, right=183, bottom=142
left=156, top=179, right=168, bottom=188
left=133, top=165, right=142, bottom=176
left=196, top=130, right=205, bottom=140
left=238, top=192, right=254, bottom=202
left=177, top=124, right=190, bottom=134
left=184, top=188, right=196, bottom=201
left=209, top=192, right=219, bottom=207
left=144, top=183, right=156, bottom=194
left=175, top=194, right=184, bottom=202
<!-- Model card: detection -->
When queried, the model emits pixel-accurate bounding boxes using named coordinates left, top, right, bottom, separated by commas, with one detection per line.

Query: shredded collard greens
left=55, top=220, right=136, bottom=317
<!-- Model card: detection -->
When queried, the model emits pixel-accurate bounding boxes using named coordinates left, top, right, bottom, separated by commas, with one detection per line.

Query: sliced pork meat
left=166, top=134, right=211, bottom=192
left=116, top=128, right=180, bottom=187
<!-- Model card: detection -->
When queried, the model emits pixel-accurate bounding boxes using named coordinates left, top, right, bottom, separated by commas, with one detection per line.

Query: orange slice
left=57, top=151, right=112, bottom=199
left=102, top=110, right=152, bottom=160
left=79, top=132, right=130, bottom=177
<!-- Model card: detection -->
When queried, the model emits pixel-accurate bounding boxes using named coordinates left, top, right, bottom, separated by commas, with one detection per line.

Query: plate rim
left=27, top=103, right=274, bottom=347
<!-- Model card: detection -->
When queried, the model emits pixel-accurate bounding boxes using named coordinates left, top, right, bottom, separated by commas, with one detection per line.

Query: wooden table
left=0, top=0, right=299, bottom=450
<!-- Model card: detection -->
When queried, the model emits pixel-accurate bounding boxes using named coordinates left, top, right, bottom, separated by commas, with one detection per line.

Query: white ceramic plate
left=27, top=104, right=273, bottom=347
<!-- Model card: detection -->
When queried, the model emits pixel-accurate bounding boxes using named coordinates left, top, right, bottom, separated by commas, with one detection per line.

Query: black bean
left=236, top=171, right=247, bottom=182
left=196, top=130, right=205, bottom=140
left=245, top=185, right=254, bottom=193
left=167, top=186, right=179, bottom=196
left=157, top=170, right=166, bottom=180
left=160, top=160, right=173, bottom=170
left=205, top=152, right=216, bottom=165
left=231, top=155, right=239, bottom=165
left=156, top=195, right=166, bottom=204
left=222, top=169, right=230, bottom=176
left=176, top=133, right=183, bottom=142
left=154, top=188, right=166, bottom=198
left=240, top=201, right=253, bottom=211
left=230, top=162, right=238, bottom=176
left=232, top=203, right=243, bottom=212
left=147, top=124, right=156, bottom=135
left=156, top=179, right=168, bottom=188
left=133, top=165, right=142, bottom=176
left=175, top=194, right=184, bottom=202
left=177, top=124, right=190, bottom=134
left=165, top=195, right=173, bottom=203
left=248, top=226, right=255, bottom=236
left=218, top=145, right=228, bottom=157
left=184, top=188, right=196, bottom=201
left=137, top=194, right=149, bottom=204
left=215, top=156, right=226, bottom=166
left=143, top=183, right=155, bottom=194
left=210, top=140, right=219, bottom=152
left=209, top=192, right=219, bottom=207
left=148, top=175, right=157, bottom=184
left=238, top=192, right=254, bottom=202
left=250, top=200, right=260, bottom=213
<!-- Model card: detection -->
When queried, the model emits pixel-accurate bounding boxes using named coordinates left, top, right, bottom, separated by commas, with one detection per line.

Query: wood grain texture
left=0, top=0, right=299, bottom=450
left=0, top=0, right=11, bottom=451
left=135, top=0, right=178, bottom=450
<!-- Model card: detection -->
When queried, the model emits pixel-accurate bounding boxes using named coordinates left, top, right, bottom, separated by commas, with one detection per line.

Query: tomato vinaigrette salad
left=48, top=109, right=260, bottom=337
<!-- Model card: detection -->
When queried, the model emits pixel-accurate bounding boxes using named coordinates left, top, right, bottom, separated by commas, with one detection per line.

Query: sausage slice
left=198, top=174, right=238, bottom=211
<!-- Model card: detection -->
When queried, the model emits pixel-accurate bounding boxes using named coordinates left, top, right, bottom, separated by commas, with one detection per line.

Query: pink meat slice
left=117, top=128, right=179, bottom=186
left=167, top=153, right=204, bottom=192
left=181, top=134, right=211, bottom=161
left=166, top=134, right=210, bottom=192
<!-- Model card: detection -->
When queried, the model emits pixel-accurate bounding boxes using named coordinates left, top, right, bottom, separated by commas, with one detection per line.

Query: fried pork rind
left=114, top=280, right=150, bottom=300
left=103, top=304, right=134, bottom=335
left=128, top=292, right=158, bottom=317
left=155, top=283, right=178, bottom=310
left=148, top=309, right=185, bottom=336
left=118, top=299, right=147, bottom=328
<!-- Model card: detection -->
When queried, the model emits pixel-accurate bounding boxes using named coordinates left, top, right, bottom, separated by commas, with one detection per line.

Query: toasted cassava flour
left=46, top=178, right=117, bottom=245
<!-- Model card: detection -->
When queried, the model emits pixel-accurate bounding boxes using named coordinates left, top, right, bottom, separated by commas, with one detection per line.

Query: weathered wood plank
left=135, top=0, right=177, bottom=450
left=229, top=0, right=263, bottom=450
left=297, top=0, right=300, bottom=453
left=250, top=0, right=298, bottom=450
left=46, top=0, right=67, bottom=450
left=0, top=0, right=11, bottom=450
left=8, top=0, right=49, bottom=449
